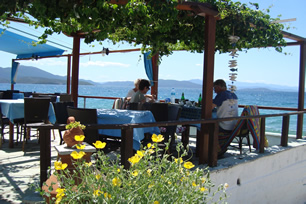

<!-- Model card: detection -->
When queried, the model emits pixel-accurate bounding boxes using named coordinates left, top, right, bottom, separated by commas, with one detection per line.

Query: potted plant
left=63, top=117, right=86, bottom=148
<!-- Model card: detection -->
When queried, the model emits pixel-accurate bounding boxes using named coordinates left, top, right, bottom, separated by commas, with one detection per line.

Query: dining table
left=0, top=99, right=56, bottom=148
left=97, top=109, right=160, bottom=150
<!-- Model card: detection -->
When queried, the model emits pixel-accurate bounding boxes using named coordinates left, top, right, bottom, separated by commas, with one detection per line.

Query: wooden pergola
left=7, top=2, right=306, bottom=164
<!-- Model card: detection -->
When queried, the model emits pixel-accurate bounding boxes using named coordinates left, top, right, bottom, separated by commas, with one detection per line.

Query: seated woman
left=130, top=79, right=154, bottom=103
left=126, top=78, right=141, bottom=100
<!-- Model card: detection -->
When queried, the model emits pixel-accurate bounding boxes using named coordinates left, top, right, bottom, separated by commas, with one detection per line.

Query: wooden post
left=208, top=122, right=218, bottom=167
left=40, top=127, right=51, bottom=187
left=67, top=55, right=71, bottom=94
left=281, top=115, right=290, bottom=147
left=181, top=124, right=190, bottom=149
left=71, top=36, right=81, bottom=107
left=259, top=117, right=265, bottom=153
left=199, top=14, right=216, bottom=164
left=121, top=128, right=133, bottom=169
left=297, top=41, right=306, bottom=139
left=151, top=53, right=159, bottom=99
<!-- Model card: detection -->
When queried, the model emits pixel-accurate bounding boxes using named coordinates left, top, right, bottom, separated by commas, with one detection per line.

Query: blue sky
left=0, top=0, right=305, bottom=87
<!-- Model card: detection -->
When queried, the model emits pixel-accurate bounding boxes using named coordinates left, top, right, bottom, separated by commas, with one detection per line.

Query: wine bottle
left=181, top=92, right=185, bottom=103
left=198, top=94, right=202, bottom=107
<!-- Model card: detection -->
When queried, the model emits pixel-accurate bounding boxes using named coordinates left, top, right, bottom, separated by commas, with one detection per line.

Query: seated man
left=130, top=79, right=153, bottom=103
left=212, top=79, right=238, bottom=132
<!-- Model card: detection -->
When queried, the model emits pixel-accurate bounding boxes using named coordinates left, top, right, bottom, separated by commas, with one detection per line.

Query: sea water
left=1, top=83, right=305, bottom=135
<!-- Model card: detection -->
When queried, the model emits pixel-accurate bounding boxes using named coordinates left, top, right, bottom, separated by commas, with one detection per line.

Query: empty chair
left=60, top=94, right=73, bottom=102
left=23, top=92, right=33, bottom=98
left=164, top=105, right=182, bottom=143
left=67, top=107, right=99, bottom=145
left=36, top=95, right=57, bottom=103
left=53, top=101, right=74, bottom=144
left=3, top=90, right=19, bottom=99
left=22, top=97, right=51, bottom=151
left=149, top=103, right=168, bottom=122
left=0, top=105, right=10, bottom=148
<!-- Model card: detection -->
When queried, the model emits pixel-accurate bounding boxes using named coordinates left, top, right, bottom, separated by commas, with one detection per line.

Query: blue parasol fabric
left=143, top=51, right=154, bottom=86
left=0, top=28, right=65, bottom=59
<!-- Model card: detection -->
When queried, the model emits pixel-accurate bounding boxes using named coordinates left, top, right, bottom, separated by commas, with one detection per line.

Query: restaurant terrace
left=0, top=0, right=306, bottom=203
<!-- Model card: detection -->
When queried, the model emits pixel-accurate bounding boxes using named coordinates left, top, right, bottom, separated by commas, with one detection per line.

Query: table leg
left=40, top=128, right=51, bottom=187
left=9, top=122, right=14, bottom=148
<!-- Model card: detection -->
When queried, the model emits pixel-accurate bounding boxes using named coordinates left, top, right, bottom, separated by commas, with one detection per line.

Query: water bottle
left=170, top=88, right=176, bottom=104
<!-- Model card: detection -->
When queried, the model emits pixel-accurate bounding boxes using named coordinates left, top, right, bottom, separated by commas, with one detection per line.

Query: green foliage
left=41, top=140, right=228, bottom=203
left=0, top=0, right=287, bottom=56
left=65, top=121, right=86, bottom=130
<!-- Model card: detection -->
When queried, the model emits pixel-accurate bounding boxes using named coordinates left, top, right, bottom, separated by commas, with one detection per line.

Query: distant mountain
left=188, top=79, right=298, bottom=92
left=0, top=66, right=95, bottom=85
left=0, top=65, right=299, bottom=91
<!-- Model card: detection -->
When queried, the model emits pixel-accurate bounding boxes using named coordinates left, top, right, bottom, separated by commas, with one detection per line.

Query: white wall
left=209, top=144, right=306, bottom=204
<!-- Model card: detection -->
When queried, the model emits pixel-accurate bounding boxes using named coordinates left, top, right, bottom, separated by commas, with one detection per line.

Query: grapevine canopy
left=0, top=0, right=286, bottom=56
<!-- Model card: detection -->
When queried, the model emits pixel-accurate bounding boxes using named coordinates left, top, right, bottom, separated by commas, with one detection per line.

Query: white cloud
left=21, top=58, right=66, bottom=66
left=195, top=63, right=203, bottom=66
left=20, top=58, right=130, bottom=68
left=79, top=61, right=130, bottom=68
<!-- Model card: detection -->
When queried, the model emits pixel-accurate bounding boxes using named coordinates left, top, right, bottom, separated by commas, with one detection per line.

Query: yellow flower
left=200, top=187, right=207, bottom=192
left=76, top=144, right=86, bottom=149
left=148, top=183, right=154, bottom=188
left=147, top=143, right=152, bottom=148
left=132, top=170, right=139, bottom=177
left=112, top=177, right=121, bottom=187
left=128, top=155, right=141, bottom=165
left=154, top=201, right=160, bottom=204
left=136, top=150, right=144, bottom=158
left=74, top=135, right=85, bottom=142
left=54, top=161, right=68, bottom=170
left=55, top=196, right=62, bottom=204
left=168, top=181, right=172, bottom=185
left=117, top=168, right=120, bottom=173
left=96, top=174, right=101, bottom=180
left=148, top=148, right=155, bottom=154
left=224, top=183, right=229, bottom=189
left=104, top=192, right=111, bottom=198
left=192, top=182, right=197, bottom=187
left=85, top=162, right=92, bottom=167
left=93, top=141, right=107, bottom=149
left=93, top=189, right=102, bottom=196
left=56, top=188, right=65, bottom=198
left=70, top=151, right=86, bottom=159
left=201, top=177, right=206, bottom=183
left=183, top=161, right=195, bottom=169
left=175, top=158, right=183, bottom=164
left=147, top=169, right=152, bottom=176
left=151, top=134, right=164, bottom=143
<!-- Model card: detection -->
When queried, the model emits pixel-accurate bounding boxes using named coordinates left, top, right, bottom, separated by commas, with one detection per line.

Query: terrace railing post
left=181, top=124, right=190, bottom=149
left=259, top=117, right=265, bottom=153
left=39, top=127, right=51, bottom=187
left=121, top=128, right=133, bottom=169
left=208, top=122, right=218, bottom=167
left=281, top=115, right=290, bottom=147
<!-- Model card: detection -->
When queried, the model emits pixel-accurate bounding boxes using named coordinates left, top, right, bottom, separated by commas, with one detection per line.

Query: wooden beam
left=281, top=30, right=306, bottom=42
left=297, top=41, right=306, bottom=139
left=71, top=36, right=81, bottom=106
left=199, top=14, right=216, bottom=164
left=176, top=2, right=219, bottom=19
